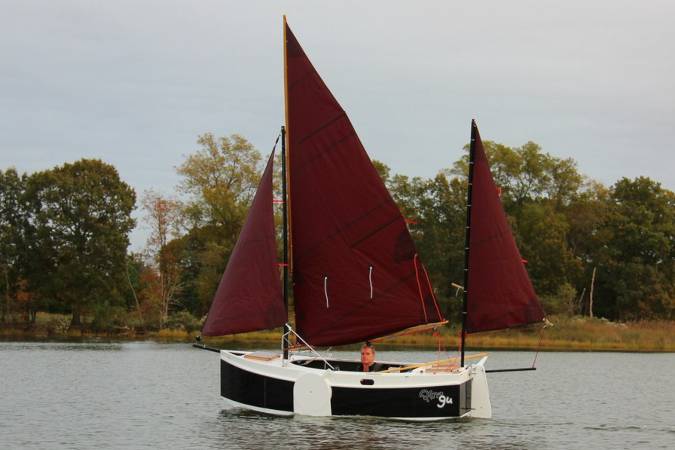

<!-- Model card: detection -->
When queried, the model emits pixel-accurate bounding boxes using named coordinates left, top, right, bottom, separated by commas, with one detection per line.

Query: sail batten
left=285, top=22, right=443, bottom=347
left=202, top=152, right=286, bottom=336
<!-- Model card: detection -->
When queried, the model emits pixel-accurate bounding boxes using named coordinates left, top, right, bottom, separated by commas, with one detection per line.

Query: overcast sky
left=2, top=0, right=674, bottom=250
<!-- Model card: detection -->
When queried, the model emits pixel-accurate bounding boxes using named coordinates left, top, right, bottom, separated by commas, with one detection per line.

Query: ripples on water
left=0, top=342, right=673, bottom=449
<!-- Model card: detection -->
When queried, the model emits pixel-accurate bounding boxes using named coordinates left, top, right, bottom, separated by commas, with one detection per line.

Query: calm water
left=0, top=342, right=673, bottom=449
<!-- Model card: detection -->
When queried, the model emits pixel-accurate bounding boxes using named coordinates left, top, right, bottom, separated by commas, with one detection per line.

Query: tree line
left=1, top=133, right=672, bottom=333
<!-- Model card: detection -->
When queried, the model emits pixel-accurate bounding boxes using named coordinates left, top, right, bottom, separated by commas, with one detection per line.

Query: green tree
left=452, top=140, right=583, bottom=208
left=24, top=159, right=136, bottom=327
left=594, top=177, right=674, bottom=320
left=0, top=168, right=27, bottom=322
left=386, top=171, right=467, bottom=319
left=168, top=133, right=266, bottom=318
left=371, top=159, right=392, bottom=187
left=177, top=133, right=262, bottom=238
left=166, top=225, right=230, bottom=318
left=514, top=201, right=581, bottom=296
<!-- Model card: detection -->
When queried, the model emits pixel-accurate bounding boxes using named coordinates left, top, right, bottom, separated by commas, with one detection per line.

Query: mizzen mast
left=460, top=120, right=477, bottom=368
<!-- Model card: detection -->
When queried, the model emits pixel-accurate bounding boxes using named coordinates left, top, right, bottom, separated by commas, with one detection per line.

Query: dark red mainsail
left=285, top=23, right=443, bottom=346
left=465, top=121, right=545, bottom=333
left=202, top=152, right=286, bottom=336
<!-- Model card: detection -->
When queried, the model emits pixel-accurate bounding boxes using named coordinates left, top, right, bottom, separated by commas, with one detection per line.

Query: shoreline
left=2, top=315, right=672, bottom=353
left=2, top=326, right=673, bottom=353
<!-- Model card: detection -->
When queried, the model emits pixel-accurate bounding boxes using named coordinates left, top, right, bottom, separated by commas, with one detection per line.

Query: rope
left=282, top=324, right=335, bottom=370
left=370, top=320, right=448, bottom=343
left=433, top=329, right=445, bottom=363
left=421, top=263, right=443, bottom=321
left=412, top=254, right=428, bottom=322
left=323, top=276, right=329, bottom=309
left=272, top=131, right=281, bottom=149
left=531, top=326, right=545, bottom=368
left=368, top=265, right=374, bottom=299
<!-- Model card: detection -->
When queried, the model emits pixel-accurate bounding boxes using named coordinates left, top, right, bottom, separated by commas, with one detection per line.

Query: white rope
left=369, top=265, right=374, bottom=299
left=324, top=276, right=329, bottom=308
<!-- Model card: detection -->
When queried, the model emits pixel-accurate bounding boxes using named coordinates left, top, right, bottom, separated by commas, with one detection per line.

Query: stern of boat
left=466, top=356, right=492, bottom=419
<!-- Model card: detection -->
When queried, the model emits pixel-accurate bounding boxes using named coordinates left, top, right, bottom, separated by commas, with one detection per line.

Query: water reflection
left=1, top=343, right=673, bottom=450
left=207, top=405, right=538, bottom=450
left=0, top=341, right=124, bottom=352
left=210, top=409, right=437, bottom=450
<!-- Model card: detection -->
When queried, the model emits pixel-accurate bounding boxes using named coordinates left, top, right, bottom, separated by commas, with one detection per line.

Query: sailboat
left=196, top=17, right=545, bottom=420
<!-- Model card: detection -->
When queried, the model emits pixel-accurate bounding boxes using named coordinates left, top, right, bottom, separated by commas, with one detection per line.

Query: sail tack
left=285, top=23, right=443, bottom=346
left=466, top=122, right=545, bottom=333
left=202, top=152, right=286, bottom=336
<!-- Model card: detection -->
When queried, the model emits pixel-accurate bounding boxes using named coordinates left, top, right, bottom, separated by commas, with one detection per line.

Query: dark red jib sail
left=202, top=152, right=286, bottom=336
left=285, top=23, right=444, bottom=346
left=466, top=121, right=545, bottom=333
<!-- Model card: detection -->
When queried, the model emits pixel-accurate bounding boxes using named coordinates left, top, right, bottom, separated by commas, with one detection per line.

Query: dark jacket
left=363, top=362, right=384, bottom=372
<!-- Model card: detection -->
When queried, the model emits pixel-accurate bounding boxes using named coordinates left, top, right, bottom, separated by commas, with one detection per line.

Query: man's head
left=361, top=342, right=375, bottom=366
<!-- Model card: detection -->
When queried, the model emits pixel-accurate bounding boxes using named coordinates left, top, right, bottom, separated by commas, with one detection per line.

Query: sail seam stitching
left=296, top=111, right=347, bottom=146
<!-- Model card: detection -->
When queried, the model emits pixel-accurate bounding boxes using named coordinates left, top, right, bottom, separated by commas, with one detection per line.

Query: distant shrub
left=90, top=306, right=128, bottom=333
left=541, top=283, right=578, bottom=316
left=45, top=316, right=70, bottom=335
left=165, top=311, right=201, bottom=333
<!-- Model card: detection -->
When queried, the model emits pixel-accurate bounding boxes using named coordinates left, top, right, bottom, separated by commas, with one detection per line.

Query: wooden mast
left=282, top=15, right=293, bottom=359
left=283, top=15, right=293, bottom=276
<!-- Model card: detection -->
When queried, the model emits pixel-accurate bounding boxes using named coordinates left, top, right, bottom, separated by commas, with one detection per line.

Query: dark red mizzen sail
left=202, top=152, right=286, bottom=336
left=285, top=23, right=443, bottom=346
left=466, top=122, right=544, bottom=333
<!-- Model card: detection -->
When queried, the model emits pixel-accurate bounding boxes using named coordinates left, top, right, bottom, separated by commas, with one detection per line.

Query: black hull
left=220, top=359, right=472, bottom=418
left=331, top=381, right=471, bottom=418
left=221, top=358, right=294, bottom=412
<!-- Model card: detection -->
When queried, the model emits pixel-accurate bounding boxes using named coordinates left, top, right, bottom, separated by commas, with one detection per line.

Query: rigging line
left=368, top=265, right=373, bottom=300
left=413, top=254, right=429, bottom=322
left=271, top=131, right=281, bottom=152
left=531, top=325, right=545, bottom=368
left=323, top=276, right=329, bottom=309
left=286, top=325, right=335, bottom=370
left=421, top=263, right=443, bottom=321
